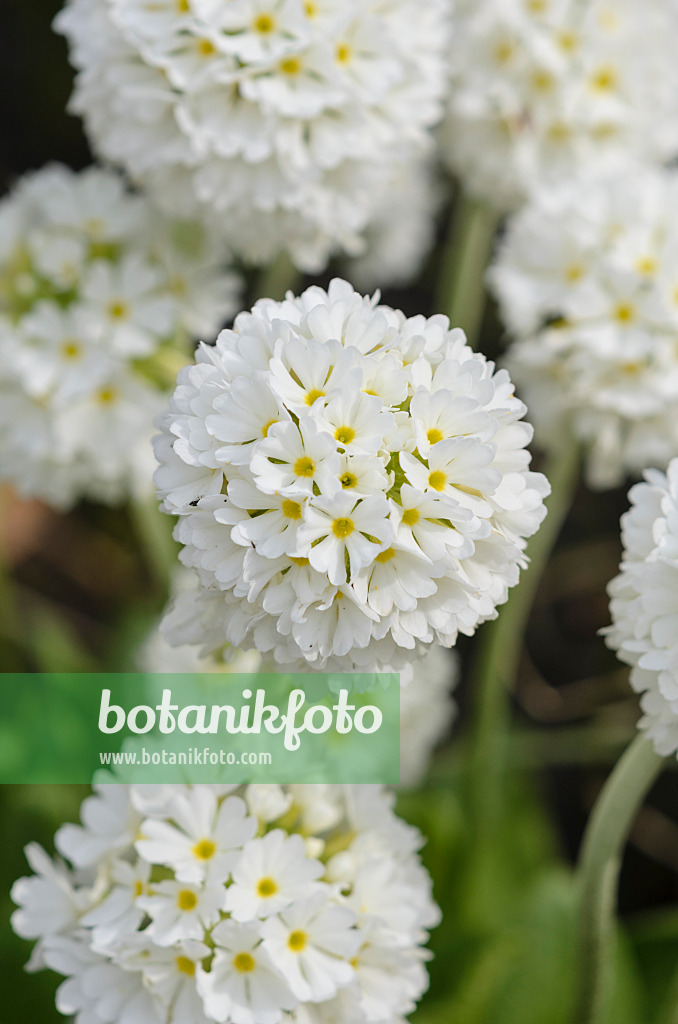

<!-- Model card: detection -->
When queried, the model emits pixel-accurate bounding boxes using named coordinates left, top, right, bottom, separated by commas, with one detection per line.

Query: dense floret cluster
left=56, top=0, right=450, bottom=271
left=12, top=783, right=439, bottom=1024
left=0, top=164, right=238, bottom=508
left=442, top=0, right=678, bottom=211
left=490, top=168, right=678, bottom=488
left=606, top=459, right=678, bottom=758
left=155, top=279, right=549, bottom=669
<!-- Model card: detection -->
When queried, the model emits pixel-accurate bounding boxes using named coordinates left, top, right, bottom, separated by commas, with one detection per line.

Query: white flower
left=489, top=167, right=678, bottom=489
left=0, top=164, right=240, bottom=510
left=55, top=0, right=451, bottom=271
left=13, top=784, right=438, bottom=1024
left=155, top=280, right=548, bottom=669
left=136, top=788, right=257, bottom=885
left=442, top=0, right=678, bottom=211
left=605, top=459, right=678, bottom=758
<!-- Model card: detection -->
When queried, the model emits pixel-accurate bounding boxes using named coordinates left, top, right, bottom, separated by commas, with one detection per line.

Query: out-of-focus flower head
left=11, top=782, right=440, bottom=1024
left=55, top=0, right=451, bottom=272
left=0, top=164, right=239, bottom=509
left=141, top=566, right=459, bottom=787
left=441, top=0, right=678, bottom=212
left=605, top=459, right=678, bottom=758
left=490, top=167, right=678, bottom=489
left=154, top=278, right=549, bottom=670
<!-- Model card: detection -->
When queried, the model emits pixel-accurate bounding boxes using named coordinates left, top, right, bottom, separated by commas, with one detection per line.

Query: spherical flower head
left=0, top=164, right=240, bottom=509
left=441, top=0, right=678, bottom=211
left=605, top=459, right=678, bottom=758
left=489, top=166, right=678, bottom=489
left=155, top=278, right=549, bottom=670
left=140, top=565, right=459, bottom=785
left=54, top=0, right=451, bottom=272
left=11, top=783, right=439, bottom=1024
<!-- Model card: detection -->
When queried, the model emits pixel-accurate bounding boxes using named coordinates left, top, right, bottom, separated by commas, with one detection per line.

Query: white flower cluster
left=0, top=164, right=239, bottom=509
left=605, top=460, right=678, bottom=758
left=155, top=279, right=549, bottom=670
left=489, top=168, right=678, bottom=489
left=11, top=783, right=439, bottom=1024
left=55, top=0, right=450, bottom=273
left=441, top=0, right=678, bottom=212
left=141, top=569, right=458, bottom=787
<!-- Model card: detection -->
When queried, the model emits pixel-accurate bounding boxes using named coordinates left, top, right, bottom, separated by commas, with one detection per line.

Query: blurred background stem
left=255, top=252, right=301, bottom=302
left=464, top=443, right=580, bottom=923
left=434, top=191, right=499, bottom=347
left=576, top=732, right=664, bottom=1024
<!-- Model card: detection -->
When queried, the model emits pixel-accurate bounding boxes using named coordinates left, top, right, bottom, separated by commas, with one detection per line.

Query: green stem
left=576, top=732, right=665, bottom=1024
left=659, top=962, right=678, bottom=1024
left=434, top=191, right=499, bottom=348
left=129, top=497, right=177, bottom=592
left=465, top=443, right=580, bottom=922
left=255, top=252, right=301, bottom=302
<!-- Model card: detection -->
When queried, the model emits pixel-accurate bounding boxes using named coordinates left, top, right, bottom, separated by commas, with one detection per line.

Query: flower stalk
left=434, top=190, right=499, bottom=348
left=576, top=732, right=665, bottom=1024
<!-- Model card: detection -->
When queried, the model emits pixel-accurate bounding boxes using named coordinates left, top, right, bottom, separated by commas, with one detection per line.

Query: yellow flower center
left=262, top=418, right=276, bottom=437
left=340, top=472, right=358, bottom=489
left=402, top=508, right=419, bottom=526
left=176, top=956, right=195, bottom=976
left=282, top=499, right=302, bottom=520
left=332, top=517, right=354, bottom=539
left=305, top=1, right=317, bottom=15
left=531, top=69, right=554, bottom=92
left=97, top=387, right=118, bottom=405
left=426, top=427, right=443, bottom=445
left=177, top=0, right=190, bottom=11
left=294, top=456, right=315, bottom=477
left=557, top=30, right=578, bottom=51
left=334, top=425, right=356, bottom=445
left=254, top=13, right=275, bottom=33
left=591, top=65, right=618, bottom=91
left=305, top=388, right=325, bottom=405
left=493, top=40, right=515, bottom=65
left=290, top=556, right=309, bottom=567
left=108, top=301, right=128, bottom=320
left=526, top=0, right=547, bottom=11
left=233, top=952, right=256, bottom=973
left=565, top=263, right=584, bottom=283
left=256, top=876, right=279, bottom=898
left=376, top=547, right=395, bottom=564
left=133, top=880, right=144, bottom=898
left=614, top=302, right=635, bottom=323
left=198, top=38, right=216, bottom=56
left=287, top=930, right=308, bottom=952
left=177, top=889, right=198, bottom=911
left=60, top=339, right=82, bottom=360
left=428, top=471, right=446, bottom=491
left=636, top=256, right=657, bottom=276
left=280, top=56, right=302, bottom=75
left=336, top=42, right=352, bottom=63
left=192, top=838, right=217, bottom=861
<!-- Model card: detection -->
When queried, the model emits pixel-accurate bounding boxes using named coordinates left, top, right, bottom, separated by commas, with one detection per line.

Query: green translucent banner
left=0, top=672, right=400, bottom=784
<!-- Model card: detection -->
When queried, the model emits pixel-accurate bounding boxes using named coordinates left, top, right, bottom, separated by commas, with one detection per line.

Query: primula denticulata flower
left=140, top=567, right=459, bottom=787
left=605, top=459, right=678, bottom=758
left=154, top=279, right=549, bottom=670
left=0, top=164, right=239, bottom=509
left=489, top=167, right=678, bottom=489
left=55, top=0, right=450, bottom=273
left=11, top=783, right=440, bottom=1024
left=441, top=0, right=678, bottom=212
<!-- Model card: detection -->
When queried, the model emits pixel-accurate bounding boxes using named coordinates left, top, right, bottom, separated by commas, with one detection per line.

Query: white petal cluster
left=11, top=783, right=439, bottom=1024
left=605, top=460, right=678, bottom=758
left=140, top=568, right=458, bottom=787
left=441, top=0, right=678, bottom=212
left=489, top=168, right=678, bottom=489
left=55, top=0, right=450, bottom=273
left=155, top=279, right=549, bottom=670
left=0, top=164, right=239, bottom=509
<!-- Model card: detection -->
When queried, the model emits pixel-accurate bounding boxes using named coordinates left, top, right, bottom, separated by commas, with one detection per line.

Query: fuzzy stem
left=576, top=733, right=665, bottom=1024
left=464, top=443, right=580, bottom=922
left=434, top=191, right=499, bottom=347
